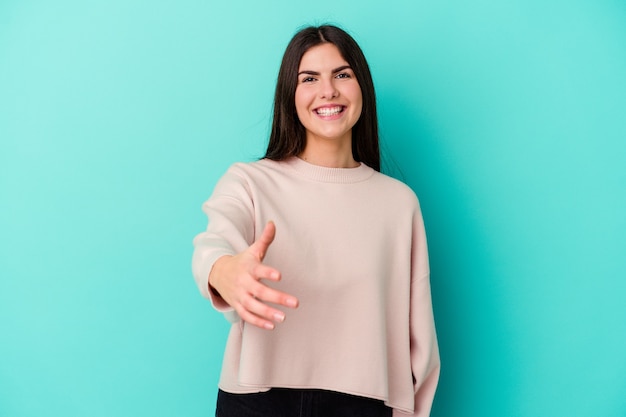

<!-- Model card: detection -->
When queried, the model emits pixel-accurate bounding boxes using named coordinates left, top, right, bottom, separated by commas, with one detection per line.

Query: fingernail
left=264, top=322, right=275, bottom=330
left=270, top=272, right=280, bottom=279
left=286, top=298, right=298, bottom=308
left=274, top=312, right=285, bottom=322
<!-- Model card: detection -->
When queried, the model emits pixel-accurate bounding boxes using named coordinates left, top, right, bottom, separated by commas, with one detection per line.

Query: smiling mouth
left=314, top=106, right=345, bottom=117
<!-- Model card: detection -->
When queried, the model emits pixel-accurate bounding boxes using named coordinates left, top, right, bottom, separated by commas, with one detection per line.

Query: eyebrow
left=297, top=65, right=352, bottom=76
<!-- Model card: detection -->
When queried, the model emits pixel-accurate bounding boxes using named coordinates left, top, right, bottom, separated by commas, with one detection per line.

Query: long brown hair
left=264, top=25, right=380, bottom=172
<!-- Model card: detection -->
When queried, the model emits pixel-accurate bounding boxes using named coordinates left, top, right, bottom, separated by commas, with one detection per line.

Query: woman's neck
left=298, top=136, right=359, bottom=168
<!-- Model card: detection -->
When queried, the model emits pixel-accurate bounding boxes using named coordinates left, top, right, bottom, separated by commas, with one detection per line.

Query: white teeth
left=316, top=106, right=343, bottom=116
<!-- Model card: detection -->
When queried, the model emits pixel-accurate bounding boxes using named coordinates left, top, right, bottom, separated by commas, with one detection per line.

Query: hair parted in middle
left=264, top=25, right=380, bottom=172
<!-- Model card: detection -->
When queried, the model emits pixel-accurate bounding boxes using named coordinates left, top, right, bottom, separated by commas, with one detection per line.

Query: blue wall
left=1, top=1, right=625, bottom=416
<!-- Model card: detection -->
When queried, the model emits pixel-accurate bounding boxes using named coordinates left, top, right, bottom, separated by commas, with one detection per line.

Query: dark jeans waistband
left=216, top=388, right=392, bottom=417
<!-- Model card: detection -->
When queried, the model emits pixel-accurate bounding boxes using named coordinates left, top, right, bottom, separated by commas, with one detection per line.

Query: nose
left=319, top=77, right=338, bottom=99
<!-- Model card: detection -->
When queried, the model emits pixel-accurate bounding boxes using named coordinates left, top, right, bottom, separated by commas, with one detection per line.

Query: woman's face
left=295, top=43, right=363, bottom=148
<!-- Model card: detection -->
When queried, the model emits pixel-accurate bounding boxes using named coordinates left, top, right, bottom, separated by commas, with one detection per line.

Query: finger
left=254, top=264, right=281, bottom=282
left=241, top=295, right=287, bottom=324
left=249, top=221, right=276, bottom=260
left=236, top=304, right=277, bottom=330
left=250, top=280, right=299, bottom=309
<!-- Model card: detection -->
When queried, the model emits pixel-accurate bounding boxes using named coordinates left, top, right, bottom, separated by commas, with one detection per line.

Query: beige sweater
left=192, top=157, right=440, bottom=416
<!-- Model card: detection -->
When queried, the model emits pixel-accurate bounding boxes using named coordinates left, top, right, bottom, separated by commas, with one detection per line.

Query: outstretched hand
left=208, top=221, right=299, bottom=330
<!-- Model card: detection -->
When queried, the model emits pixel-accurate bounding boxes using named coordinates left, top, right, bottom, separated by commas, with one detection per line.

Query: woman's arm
left=397, top=203, right=440, bottom=417
left=192, top=165, right=298, bottom=329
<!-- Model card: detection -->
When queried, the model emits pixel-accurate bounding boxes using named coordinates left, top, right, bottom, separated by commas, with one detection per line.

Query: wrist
left=208, top=255, right=233, bottom=295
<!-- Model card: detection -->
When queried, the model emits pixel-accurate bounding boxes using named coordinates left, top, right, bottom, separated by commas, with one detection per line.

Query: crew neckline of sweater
left=278, top=156, right=375, bottom=184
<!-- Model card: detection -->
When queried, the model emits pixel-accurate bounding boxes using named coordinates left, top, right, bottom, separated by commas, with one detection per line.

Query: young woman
left=192, top=25, right=440, bottom=417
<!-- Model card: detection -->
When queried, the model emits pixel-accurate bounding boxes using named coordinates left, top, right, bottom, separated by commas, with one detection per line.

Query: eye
left=301, top=76, right=316, bottom=83
left=336, top=72, right=352, bottom=79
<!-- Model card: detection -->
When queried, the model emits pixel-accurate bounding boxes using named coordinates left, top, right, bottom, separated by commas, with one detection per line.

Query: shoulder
left=368, top=170, right=421, bottom=208
left=212, top=159, right=289, bottom=193
left=225, top=158, right=286, bottom=179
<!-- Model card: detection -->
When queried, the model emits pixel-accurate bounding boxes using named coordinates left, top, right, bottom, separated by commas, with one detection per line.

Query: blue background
left=1, top=1, right=625, bottom=416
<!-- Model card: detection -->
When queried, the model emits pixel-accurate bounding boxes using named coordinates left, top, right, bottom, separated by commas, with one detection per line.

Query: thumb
left=250, top=221, right=276, bottom=261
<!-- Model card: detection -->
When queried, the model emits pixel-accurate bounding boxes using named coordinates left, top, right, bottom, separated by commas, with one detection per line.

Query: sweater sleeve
left=191, top=165, right=256, bottom=323
left=394, top=204, right=440, bottom=417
